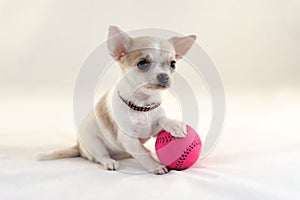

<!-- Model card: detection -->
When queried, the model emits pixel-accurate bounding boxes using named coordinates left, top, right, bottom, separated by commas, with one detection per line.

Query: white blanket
left=1, top=90, right=299, bottom=200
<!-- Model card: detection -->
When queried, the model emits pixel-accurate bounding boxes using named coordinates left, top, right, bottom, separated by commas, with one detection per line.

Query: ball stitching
left=174, top=137, right=201, bottom=170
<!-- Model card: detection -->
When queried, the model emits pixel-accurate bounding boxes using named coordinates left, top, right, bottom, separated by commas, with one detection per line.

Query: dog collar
left=118, top=91, right=161, bottom=112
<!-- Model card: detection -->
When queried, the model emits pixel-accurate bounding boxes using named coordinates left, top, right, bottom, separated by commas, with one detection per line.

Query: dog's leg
left=118, top=132, right=169, bottom=175
left=158, top=117, right=187, bottom=138
left=78, top=111, right=119, bottom=170
left=79, top=132, right=119, bottom=170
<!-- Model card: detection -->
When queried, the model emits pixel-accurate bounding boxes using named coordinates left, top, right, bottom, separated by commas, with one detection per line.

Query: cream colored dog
left=38, top=26, right=196, bottom=175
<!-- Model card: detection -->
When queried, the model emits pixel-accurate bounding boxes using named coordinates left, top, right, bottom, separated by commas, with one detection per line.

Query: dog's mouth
left=144, top=83, right=170, bottom=90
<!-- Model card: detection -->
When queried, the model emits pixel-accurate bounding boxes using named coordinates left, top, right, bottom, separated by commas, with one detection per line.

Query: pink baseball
left=155, top=125, right=202, bottom=170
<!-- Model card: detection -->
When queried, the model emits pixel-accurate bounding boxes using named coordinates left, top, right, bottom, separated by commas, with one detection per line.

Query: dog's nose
left=157, top=73, right=169, bottom=86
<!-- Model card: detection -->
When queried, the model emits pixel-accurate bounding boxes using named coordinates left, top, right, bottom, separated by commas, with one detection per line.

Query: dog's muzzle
left=157, top=73, right=169, bottom=86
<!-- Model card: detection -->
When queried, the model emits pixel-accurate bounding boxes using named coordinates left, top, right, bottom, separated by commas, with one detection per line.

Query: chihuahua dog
left=38, top=26, right=196, bottom=175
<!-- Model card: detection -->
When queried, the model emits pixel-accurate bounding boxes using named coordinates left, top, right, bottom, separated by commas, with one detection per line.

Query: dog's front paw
left=164, top=119, right=187, bottom=138
left=152, top=164, right=169, bottom=175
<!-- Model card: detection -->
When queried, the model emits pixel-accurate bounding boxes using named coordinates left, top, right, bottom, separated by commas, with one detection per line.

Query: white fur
left=38, top=26, right=196, bottom=175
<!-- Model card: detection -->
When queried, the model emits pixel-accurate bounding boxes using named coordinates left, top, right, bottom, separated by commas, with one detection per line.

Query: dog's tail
left=36, top=144, right=80, bottom=160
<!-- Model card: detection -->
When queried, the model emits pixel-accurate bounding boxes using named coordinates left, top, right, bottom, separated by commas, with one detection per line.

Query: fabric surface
left=1, top=89, right=299, bottom=200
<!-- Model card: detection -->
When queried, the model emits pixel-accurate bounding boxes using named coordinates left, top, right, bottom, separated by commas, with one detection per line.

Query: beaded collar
left=118, top=91, right=161, bottom=112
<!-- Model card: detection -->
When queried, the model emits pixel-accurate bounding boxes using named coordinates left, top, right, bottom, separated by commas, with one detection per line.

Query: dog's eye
left=137, top=59, right=150, bottom=70
left=170, top=60, right=176, bottom=69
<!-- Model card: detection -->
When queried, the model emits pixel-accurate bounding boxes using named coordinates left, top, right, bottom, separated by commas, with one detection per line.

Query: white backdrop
left=0, top=1, right=299, bottom=199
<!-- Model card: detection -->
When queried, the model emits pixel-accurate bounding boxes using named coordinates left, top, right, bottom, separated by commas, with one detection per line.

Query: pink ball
left=155, top=125, right=202, bottom=170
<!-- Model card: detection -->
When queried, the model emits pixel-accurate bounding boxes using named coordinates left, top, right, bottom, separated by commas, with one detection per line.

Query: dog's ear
left=107, top=26, right=131, bottom=60
left=169, top=35, right=196, bottom=60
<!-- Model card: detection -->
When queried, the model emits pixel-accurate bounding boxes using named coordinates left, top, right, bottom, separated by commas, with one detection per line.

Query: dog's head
left=107, top=26, right=196, bottom=95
